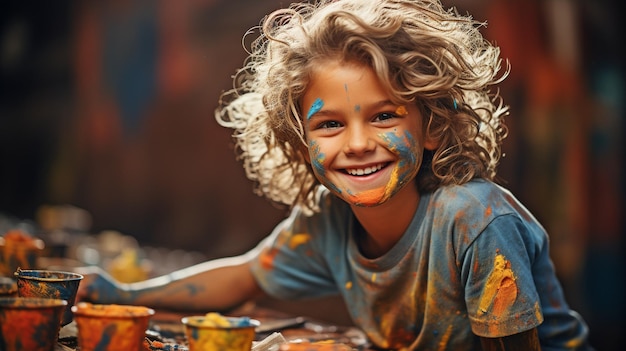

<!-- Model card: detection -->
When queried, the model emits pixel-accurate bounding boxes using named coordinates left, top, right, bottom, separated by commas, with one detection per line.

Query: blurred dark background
left=0, top=0, right=623, bottom=349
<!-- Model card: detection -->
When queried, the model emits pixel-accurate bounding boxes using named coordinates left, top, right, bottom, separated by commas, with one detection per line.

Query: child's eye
left=374, top=112, right=397, bottom=122
left=316, top=120, right=343, bottom=130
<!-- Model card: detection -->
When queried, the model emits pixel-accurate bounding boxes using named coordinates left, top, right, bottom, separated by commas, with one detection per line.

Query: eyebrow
left=308, top=99, right=398, bottom=119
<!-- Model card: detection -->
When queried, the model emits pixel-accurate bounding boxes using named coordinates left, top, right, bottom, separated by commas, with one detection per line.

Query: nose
left=343, top=125, right=375, bottom=155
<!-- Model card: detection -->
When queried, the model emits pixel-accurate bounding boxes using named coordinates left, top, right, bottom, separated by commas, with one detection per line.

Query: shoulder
left=426, top=179, right=541, bottom=235
left=430, top=179, right=528, bottom=217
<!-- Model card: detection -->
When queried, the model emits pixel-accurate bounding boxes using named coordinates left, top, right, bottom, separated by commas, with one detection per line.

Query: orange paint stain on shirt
left=259, top=248, right=278, bottom=270
left=477, top=253, right=517, bottom=317
left=484, top=205, right=492, bottom=217
left=492, top=275, right=517, bottom=315
left=437, top=324, right=454, bottom=351
left=534, top=301, right=542, bottom=322
left=288, top=233, right=312, bottom=249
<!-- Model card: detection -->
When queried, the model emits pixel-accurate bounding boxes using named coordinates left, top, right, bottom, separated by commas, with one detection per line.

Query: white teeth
left=346, top=163, right=384, bottom=176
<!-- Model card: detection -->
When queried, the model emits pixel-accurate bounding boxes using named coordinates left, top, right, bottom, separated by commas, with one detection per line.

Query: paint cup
left=182, top=314, right=260, bottom=351
left=278, top=342, right=354, bottom=351
left=0, top=277, right=17, bottom=297
left=0, top=297, right=67, bottom=351
left=14, top=268, right=83, bottom=326
left=71, top=302, right=155, bottom=351
left=0, top=231, right=45, bottom=276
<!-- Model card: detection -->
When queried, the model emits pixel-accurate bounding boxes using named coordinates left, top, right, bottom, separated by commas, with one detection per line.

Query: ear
left=424, top=136, right=439, bottom=151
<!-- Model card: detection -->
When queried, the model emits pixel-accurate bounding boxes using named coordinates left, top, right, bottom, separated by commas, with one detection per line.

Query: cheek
left=380, top=130, right=421, bottom=186
left=380, top=130, right=420, bottom=165
left=308, top=140, right=327, bottom=177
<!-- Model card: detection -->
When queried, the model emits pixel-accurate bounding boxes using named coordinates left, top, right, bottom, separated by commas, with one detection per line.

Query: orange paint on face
left=477, top=254, right=517, bottom=317
left=395, top=105, right=409, bottom=116
left=346, top=185, right=386, bottom=205
left=345, top=158, right=405, bottom=206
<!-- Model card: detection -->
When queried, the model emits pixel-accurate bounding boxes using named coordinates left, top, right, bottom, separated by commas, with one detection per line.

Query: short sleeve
left=462, top=214, right=544, bottom=338
left=249, top=206, right=342, bottom=300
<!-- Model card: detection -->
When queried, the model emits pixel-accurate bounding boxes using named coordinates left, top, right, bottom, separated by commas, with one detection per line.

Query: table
left=56, top=301, right=374, bottom=350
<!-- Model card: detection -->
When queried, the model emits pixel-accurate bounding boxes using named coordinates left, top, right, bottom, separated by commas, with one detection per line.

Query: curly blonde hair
left=216, top=0, right=509, bottom=214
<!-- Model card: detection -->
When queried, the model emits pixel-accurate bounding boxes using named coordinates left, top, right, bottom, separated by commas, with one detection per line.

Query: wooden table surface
left=56, top=301, right=374, bottom=350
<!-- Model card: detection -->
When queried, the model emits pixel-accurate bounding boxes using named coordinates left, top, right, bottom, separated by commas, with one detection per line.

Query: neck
left=350, top=184, right=420, bottom=258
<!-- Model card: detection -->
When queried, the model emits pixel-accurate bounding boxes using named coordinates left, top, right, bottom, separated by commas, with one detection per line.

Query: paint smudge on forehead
left=307, top=98, right=324, bottom=120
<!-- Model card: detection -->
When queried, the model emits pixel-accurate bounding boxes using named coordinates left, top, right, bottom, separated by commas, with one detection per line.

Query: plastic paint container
left=278, top=342, right=354, bottom=351
left=182, top=314, right=260, bottom=351
left=15, top=268, right=83, bottom=326
left=0, top=277, right=17, bottom=297
left=0, top=232, right=44, bottom=276
left=72, top=302, right=155, bottom=351
left=0, top=297, right=67, bottom=351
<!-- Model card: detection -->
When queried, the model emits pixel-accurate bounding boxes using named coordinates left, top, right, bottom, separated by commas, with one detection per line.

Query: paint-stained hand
left=74, top=265, right=127, bottom=304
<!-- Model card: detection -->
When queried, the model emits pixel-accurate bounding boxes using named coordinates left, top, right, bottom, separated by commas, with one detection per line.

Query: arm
left=480, top=328, right=541, bottom=351
left=76, top=249, right=266, bottom=312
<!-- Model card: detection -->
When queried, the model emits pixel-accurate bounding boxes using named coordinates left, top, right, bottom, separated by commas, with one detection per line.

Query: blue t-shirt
left=250, top=179, right=591, bottom=350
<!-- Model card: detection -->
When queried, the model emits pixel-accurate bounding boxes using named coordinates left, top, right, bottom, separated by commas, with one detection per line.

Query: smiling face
left=302, top=60, right=436, bottom=207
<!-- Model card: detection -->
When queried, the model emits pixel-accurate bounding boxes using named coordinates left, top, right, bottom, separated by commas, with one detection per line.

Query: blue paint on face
left=309, top=140, right=342, bottom=194
left=306, top=98, right=324, bottom=120
left=382, top=130, right=418, bottom=165
left=380, top=130, right=419, bottom=192
left=354, top=104, right=361, bottom=112
left=309, top=140, right=326, bottom=177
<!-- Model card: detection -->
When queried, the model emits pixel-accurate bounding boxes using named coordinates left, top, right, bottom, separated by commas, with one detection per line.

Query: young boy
left=77, top=1, right=593, bottom=349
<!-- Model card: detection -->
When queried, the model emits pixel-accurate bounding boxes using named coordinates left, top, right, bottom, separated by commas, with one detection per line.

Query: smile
left=345, top=163, right=386, bottom=176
